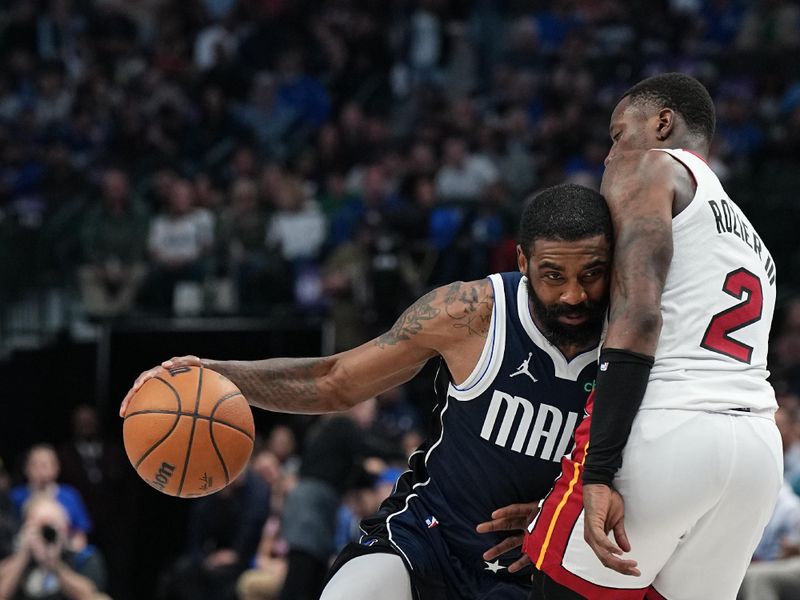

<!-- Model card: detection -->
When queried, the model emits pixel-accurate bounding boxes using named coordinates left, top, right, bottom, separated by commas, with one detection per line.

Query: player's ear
left=656, top=108, right=675, bottom=141
left=517, top=245, right=528, bottom=275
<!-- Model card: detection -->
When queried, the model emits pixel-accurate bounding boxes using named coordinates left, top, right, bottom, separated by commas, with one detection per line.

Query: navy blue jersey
left=354, top=273, right=598, bottom=598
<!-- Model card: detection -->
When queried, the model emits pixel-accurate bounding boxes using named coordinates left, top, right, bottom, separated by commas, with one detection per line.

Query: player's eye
left=612, top=131, right=621, bottom=142
left=544, top=272, right=563, bottom=281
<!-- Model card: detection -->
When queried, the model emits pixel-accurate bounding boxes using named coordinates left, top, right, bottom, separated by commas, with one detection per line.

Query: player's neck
left=655, top=137, right=708, bottom=158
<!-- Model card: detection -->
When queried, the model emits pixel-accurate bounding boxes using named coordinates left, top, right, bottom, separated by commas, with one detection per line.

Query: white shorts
left=524, top=408, right=783, bottom=600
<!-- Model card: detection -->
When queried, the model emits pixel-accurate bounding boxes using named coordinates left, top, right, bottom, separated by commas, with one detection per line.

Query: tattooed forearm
left=606, top=215, right=671, bottom=351
left=203, top=357, right=335, bottom=414
left=443, top=280, right=494, bottom=337
left=375, top=289, right=441, bottom=348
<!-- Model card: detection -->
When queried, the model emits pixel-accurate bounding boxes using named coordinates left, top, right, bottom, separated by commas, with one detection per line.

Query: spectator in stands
left=233, top=73, right=297, bottom=161
left=216, top=177, right=281, bottom=312
left=78, top=167, right=149, bottom=319
left=775, top=297, right=800, bottom=396
left=140, top=178, right=214, bottom=314
left=159, top=467, right=270, bottom=600
left=0, top=459, right=16, bottom=561
left=266, top=173, right=326, bottom=265
left=739, top=406, right=800, bottom=599
left=58, top=404, right=135, bottom=600
left=275, top=50, right=331, bottom=130
left=236, top=449, right=291, bottom=600
left=374, top=387, right=421, bottom=444
left=10, top=445, right=91, bottom=552
left=737, top=0, right=800, bottom=50
left=0, top=495, right=108, bottom=600
left=435, top=135, right=499, bottom=202
left=278, top=399, right=402, bottom=600
left=264, top=426, right=298, bottom=471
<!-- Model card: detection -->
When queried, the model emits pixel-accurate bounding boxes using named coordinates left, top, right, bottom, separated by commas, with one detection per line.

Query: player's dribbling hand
left=476, top=502, right=539, bottom=573
left=119, top=355, right=203, bottom=417
left=583, top=483, right=640, bottom=577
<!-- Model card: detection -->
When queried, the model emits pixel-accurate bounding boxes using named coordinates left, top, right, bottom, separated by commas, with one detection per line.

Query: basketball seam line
left=131, top=376, right=182, bottom=469
left=208, top=409, right=230, bottom=485
left=208, top=390, right=245, bottom=485
left=124, top=408, right=254, bottom=441
left=177, top=365, right=203, bottom=496
left=125, top=412, right=254, bottom=441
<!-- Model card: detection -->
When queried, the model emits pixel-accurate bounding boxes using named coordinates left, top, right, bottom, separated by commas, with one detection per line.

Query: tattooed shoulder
left=443, top=278, right=495, bottom=338
left=375, top=289, right=442, bottom=348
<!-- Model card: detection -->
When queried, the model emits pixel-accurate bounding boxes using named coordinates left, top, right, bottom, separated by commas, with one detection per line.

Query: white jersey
left=641, top=148, right=777, bottom=413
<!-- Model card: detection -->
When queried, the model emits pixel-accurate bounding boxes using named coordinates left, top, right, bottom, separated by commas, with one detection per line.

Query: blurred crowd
left=0, top=0, right=800, bottom=333
left=0, top=395, right=423, bottom=600
left=2, top=0, right=800, bottom=598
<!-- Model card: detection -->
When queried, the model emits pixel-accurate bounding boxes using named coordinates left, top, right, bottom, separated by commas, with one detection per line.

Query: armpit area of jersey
left=582, top=348, right=654, bottom=487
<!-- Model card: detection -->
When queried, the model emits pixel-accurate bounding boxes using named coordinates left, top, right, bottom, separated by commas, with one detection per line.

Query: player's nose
left=561, top=282, right=588, bottom=305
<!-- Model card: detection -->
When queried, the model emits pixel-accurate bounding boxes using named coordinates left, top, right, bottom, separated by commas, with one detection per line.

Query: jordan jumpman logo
left=510, top=352, right=537, bottom=382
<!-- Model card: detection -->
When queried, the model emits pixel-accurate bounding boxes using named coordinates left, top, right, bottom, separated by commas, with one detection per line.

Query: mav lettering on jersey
left=480, top=390, right=579, bottom=461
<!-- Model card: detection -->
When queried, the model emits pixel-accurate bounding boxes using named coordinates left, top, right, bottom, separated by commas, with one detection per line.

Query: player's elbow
left=625, top=306, right=663, bottom=341
left=319, top=359, right=360, bottom=413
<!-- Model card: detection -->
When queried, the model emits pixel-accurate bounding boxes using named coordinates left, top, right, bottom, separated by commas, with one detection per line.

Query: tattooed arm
left=120, top=279, right=495, bottom=416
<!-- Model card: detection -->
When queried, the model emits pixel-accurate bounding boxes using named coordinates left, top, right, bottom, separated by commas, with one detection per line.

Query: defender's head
left=517, top=183, right=612, bottom=350
left=607, top=73, right=715, bottom=164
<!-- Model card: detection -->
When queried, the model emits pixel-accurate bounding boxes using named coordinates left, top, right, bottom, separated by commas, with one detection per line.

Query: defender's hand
left=119, top=355, right=202, bottom=417
left=583, top=484, right=640, bottom=576
left=476, top=502, right=538, bottom=573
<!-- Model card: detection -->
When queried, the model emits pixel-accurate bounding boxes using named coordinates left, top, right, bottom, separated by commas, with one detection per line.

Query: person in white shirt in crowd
left=140, top=178, right=215, bottom=314
left=435, top=135, right=499, bottom=202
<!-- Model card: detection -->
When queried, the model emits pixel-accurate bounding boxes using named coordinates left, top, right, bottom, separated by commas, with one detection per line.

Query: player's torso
left=393, top=273, right=597, bottom=562
left=645, top=149, right=777, bottom=412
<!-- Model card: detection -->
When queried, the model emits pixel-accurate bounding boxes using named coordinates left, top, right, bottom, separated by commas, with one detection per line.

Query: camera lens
left=40, top=524, right=58, bottom=544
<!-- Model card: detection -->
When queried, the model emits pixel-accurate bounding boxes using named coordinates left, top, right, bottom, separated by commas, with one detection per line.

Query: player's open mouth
left=558, top=314, right=587, bottom=325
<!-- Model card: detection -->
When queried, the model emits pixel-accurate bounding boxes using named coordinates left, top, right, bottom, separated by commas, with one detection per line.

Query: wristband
left=582, top=348, right=654, bottom=487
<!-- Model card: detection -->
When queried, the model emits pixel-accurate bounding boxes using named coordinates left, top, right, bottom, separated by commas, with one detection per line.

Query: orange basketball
left=123, top=366, right=254, bottom=498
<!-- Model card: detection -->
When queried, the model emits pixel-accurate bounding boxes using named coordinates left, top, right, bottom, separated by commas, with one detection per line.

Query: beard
left=526, top=278, right=606, bottom=350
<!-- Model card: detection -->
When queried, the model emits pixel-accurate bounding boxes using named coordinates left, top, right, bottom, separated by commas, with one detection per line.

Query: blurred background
left=0, top=0, right=800, bottom=599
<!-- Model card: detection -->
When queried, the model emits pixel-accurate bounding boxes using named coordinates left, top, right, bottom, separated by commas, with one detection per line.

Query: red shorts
left=522, top=391, right=660, bottom=600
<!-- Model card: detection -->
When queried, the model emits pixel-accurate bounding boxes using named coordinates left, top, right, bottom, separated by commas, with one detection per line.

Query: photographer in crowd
left=0, top=496, right=108, bottom=600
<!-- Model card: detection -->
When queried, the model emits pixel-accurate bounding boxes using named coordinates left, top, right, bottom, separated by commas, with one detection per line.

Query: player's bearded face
left=526, top=278, right=606, bottom=348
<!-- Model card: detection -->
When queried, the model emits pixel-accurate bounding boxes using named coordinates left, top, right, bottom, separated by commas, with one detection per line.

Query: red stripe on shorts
left=523, top=391, right=650, bottom=600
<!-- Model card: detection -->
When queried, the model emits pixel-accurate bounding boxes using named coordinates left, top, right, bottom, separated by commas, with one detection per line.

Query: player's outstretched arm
left=120, top=279, right=494, bottom=417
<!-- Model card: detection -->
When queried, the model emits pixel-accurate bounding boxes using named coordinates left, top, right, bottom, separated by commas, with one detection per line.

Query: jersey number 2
left=700, top=268, right=763, bottom=363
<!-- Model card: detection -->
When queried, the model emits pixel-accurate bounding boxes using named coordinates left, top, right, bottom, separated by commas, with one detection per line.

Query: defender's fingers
left=613, top=519, right=632, bottom=553
left=585, top=531, right=640, bottom=576
left=586, top=525, right=624, bottom=557
left=507, top=554, right=532, bottom=574
left=476, top=517, right=526, bottom=534
left=481, top=535, right=523, bottom=561
left=490, top=503, right=538, bottom=520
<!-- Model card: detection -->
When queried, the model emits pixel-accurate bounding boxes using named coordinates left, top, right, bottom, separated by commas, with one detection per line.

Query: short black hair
left=622, top=72, right=715, bottom=142
left=518, top=183, right=612, bottom=257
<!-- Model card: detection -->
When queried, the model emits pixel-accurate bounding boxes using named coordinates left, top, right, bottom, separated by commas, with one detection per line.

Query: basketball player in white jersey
left=523, top=73, right=783, bottom=600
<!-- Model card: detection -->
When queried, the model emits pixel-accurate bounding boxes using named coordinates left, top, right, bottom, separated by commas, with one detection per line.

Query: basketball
left=123, top=366, right=254, bottom=498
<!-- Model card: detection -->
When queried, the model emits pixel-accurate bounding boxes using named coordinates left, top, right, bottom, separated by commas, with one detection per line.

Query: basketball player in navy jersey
left=524, top=74, right=782, bottom=600
left=121, top=183, right=613, bottom=600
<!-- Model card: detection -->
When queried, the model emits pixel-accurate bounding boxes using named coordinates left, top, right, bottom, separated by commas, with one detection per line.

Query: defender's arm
left=583, top=150, right=675, bottom=487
